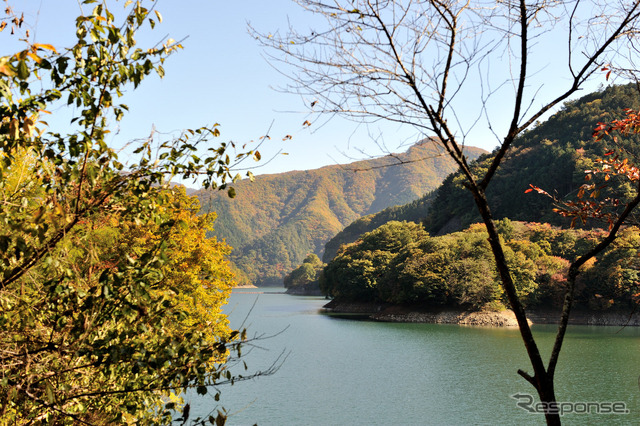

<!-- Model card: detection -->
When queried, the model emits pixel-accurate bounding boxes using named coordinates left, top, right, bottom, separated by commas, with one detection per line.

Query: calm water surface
left=188, top=289, right=640, bottom=425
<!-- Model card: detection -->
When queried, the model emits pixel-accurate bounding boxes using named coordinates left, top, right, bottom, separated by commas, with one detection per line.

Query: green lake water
left=188, top=288, right=640, bottom=425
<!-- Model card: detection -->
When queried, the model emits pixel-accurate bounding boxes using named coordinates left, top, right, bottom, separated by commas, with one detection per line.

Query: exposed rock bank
left=322, top=301, right=640, bottom=327
left=234, top=284, right=258, bottom=289
left=374, top=307, right=525, bottom=327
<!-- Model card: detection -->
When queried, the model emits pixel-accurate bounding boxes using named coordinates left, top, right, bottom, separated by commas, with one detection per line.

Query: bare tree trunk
left=469, top=184, right=563, bottom=425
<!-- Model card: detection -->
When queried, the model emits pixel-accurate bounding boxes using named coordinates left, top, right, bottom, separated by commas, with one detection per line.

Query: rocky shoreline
left=322, top=300, right=640, bottom=327
left=234, top=283, right=258, bottom=289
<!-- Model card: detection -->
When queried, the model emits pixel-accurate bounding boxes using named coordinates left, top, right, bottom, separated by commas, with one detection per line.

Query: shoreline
left=234, top=284, right=258, bottom=289
left=322, top=300, right=640, bottom=327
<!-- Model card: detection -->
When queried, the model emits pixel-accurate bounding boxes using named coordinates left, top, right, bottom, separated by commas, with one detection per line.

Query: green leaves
left=16, top=59, right=29, bottom=79
left=45, top=380, right=55, bottom=404
left=0, top=2, right=259, bottom=423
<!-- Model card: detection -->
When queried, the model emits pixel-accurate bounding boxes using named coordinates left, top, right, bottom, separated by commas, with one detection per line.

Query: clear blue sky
left=4, top=1, right=610, bottom=185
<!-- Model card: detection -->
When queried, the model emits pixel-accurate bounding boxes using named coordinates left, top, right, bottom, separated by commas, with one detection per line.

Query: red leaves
left=592, top=155, right=640, bottom=182
left=524, top=184, right=550, bottom=196
left=593, top=108, right=640, bottom=141
left=528, top=108, right=640, bottom=230
left=552, top=197, right=619, bottom=231
left=545, top=153, right=636, bottom=229
left=592, top=123, right=608, bottom=140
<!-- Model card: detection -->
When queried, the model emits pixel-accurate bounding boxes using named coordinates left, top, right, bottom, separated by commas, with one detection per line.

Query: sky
left=3, top=1, right=613, bottom=187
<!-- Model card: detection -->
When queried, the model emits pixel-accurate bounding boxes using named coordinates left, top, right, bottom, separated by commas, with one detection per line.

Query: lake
left=188, top=289, right=640, bottom=425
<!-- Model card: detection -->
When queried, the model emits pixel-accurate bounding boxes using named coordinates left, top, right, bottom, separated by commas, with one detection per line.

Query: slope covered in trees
left=320, top=84, right=640, bottom=265
left=316, top=84, right=640, bottom=310
left=323, top=193, right=436, bottom=262
left=424, top=84, right=640, bottom=235
left=197, top=141, right=485, bottom=285
left=321, top=220, right=639, bottom=311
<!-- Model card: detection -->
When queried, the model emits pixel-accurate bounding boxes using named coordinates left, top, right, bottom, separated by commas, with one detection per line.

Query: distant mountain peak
left=196, top=141, right=486, bottom=286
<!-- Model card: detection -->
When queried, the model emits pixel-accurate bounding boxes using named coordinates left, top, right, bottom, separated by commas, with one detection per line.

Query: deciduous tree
left=256, top=1, right=640, bottom=423
left=0, top=1, right=266, bottom=423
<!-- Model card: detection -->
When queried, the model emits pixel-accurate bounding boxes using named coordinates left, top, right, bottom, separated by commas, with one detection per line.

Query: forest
left=198, top=141, right=485, bottom=285
left=316, top=85, right=640, bottom=270
left=424, top=84, right=640, bottom=234
left=0, top=2, right=255, bottom=423
left=286, top=84, right=640, bottom=313
left=318, top=219, right=639, bottom=311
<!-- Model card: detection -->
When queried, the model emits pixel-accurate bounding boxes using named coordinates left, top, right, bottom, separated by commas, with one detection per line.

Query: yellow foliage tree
left=3, top=178, right=241, bottom=423
left=135, top=187, right=236, bottom=346
left=0, top=1, right=263, bottom=422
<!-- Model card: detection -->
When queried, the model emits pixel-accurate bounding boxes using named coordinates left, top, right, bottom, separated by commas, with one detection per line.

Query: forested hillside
left=424, top=84, right=640, bottom=234
left=323, top=194, right=436, bottom=262
left=314, top=84, right=640, bottom=306
left=321, top=220, right=640, bottom=311
left=321, top=84, right=640, bottom=263
left=196, top=141, right=485, bottom=285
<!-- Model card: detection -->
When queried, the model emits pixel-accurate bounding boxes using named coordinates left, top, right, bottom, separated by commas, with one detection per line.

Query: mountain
left=319, top=84, right=640, bottom=269
left=423, top=83, right=640, bottom=235
left=195, top=141, right=486, bottom=285
left=322, top=193, right=436, bottom=263
left=322, top=84, right=640, bottom=261
left=317, top=84, right=640, bottom=307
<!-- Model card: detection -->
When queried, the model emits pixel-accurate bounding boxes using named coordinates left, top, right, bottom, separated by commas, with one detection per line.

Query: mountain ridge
left=319, top=84, right=640, bottom=270
left=196, top=140, right=486, bottom=285
left=310, top=84, right=640, bottom=307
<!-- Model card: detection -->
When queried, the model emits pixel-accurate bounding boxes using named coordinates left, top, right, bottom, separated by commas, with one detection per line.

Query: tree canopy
left=0, top=1, right=262, bottom=423
left=322, top=219, right=639, bottom=311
